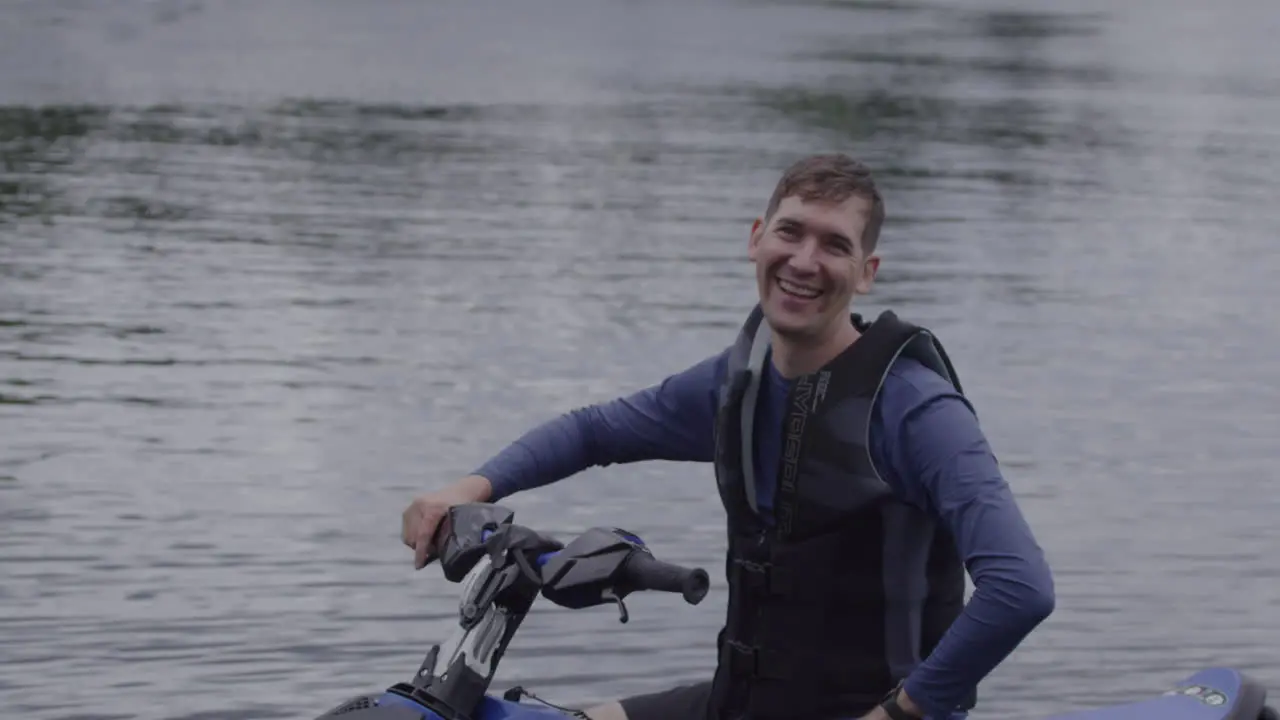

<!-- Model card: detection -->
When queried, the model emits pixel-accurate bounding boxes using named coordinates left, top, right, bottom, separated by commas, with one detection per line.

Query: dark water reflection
left=3, top=0, right=1280, bottom=718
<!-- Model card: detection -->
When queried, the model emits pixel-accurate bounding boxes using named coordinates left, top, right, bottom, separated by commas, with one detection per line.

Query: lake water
left=3, top=0, right=1280, bottom=718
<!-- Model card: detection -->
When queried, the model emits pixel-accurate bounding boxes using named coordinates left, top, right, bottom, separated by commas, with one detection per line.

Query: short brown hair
left=763, top=153, right=886, bottom=253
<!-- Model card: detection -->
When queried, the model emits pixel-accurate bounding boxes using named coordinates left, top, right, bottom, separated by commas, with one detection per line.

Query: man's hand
left=896, top=687, right=924, bottom=717
left=858, top=686, right=925, bottom=720
left=859, top=706, right=891, bottom=720
left=400, top=474, right=492, bottom=569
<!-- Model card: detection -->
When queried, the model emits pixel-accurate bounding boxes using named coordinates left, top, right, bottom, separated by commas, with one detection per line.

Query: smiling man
left=401, top=154, right=1056, bottom=720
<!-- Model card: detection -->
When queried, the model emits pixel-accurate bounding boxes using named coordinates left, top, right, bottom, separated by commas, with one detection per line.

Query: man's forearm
left=898, top=475, right=1057, bottom=717
left=881, top=385, right=1056, bottom=716
left=473, top=353, right=724, bottom=500
left=441, top=474, right=494, bottom=504
left=902, top=561, right=1055, bottom=716
left=474, top=405, right=617, bottom=500
left=902, top=446, right=1056, bottom=716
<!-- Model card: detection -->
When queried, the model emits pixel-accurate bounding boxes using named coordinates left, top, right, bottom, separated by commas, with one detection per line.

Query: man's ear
left=748, top=217, right=764, bottom=262
left=855, top=253, right=880, bottom=295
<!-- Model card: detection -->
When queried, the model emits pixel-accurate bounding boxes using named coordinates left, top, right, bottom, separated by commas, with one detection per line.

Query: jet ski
left=312, top=503, right=1277, bottom=720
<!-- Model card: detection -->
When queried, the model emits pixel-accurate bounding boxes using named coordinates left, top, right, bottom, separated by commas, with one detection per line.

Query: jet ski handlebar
left=431, top=501, right=709, bottom=613
left=614, top=549, right=709, bottom=605
left=390, top=503, right=710, bottom=718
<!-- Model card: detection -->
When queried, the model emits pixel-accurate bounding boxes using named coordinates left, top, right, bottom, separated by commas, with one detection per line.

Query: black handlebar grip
left=622, top=552, right=710, bottom=605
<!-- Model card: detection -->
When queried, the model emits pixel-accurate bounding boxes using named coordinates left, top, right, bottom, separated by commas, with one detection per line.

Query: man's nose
left=786, top=239, right=820, bottom=273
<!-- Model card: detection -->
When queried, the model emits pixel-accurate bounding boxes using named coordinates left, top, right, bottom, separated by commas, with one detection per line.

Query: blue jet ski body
left=1045, top=667, right=1272, bottom=720
left=325, top=667, right=1276, bottom=720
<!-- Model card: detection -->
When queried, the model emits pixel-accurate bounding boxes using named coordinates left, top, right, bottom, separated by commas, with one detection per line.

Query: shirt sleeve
left=477, top=349, right=728, bottom=501
left=872, top=361, right=1056, bottom=718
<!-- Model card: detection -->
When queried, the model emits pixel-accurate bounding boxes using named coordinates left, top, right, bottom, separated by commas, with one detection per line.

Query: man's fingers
left=414, top=534, right=440, bottom=570
left=414, top=536, right=431, bottom=570
left=403, top=502, right=444, bottom=569
left=402, top=506, right=422, bottom=548
left=403, top=502, right=435, bottom=547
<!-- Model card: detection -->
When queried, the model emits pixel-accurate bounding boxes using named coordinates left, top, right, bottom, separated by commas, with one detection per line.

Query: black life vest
left=705, top=305, right=974, bottom=720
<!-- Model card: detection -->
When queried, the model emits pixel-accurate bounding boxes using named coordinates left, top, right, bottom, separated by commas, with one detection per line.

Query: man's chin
left=761, top=308, right=818, bottom=339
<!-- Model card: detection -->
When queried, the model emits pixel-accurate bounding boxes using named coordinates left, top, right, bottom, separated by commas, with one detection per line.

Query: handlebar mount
left=384, top=503, right=711, bottom=720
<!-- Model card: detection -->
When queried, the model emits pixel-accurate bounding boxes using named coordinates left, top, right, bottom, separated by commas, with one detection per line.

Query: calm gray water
left=4, top=0, right=1280, bottom=718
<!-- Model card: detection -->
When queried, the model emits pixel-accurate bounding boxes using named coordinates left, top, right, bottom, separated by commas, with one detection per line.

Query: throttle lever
left=602, top=588, right=630, bottom=623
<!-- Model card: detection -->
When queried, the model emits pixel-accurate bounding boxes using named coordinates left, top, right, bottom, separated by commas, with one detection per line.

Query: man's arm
left=475, top=350, right=727, bottom=501
left=873, top=361, right=1056, bottom=718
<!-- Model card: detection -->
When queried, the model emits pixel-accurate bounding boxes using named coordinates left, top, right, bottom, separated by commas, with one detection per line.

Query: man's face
left=747, top=194, right=880, bottom=342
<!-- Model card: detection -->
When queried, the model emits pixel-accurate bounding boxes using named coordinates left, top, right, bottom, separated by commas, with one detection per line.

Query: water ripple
left=2, top=0, right=1280, bottom=719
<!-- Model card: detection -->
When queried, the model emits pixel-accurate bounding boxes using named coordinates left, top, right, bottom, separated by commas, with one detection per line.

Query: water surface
left=4, top=1, right=1280, bottom=718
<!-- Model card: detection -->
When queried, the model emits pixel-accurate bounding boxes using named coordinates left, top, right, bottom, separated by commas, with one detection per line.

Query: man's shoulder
left=882, top=355, right=963, bottom=403
left=873, top=354, right=977, bottom=439
left=871, top=352, right=986, bottom=502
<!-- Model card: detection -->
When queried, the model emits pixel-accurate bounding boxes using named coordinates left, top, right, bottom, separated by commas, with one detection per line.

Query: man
left=402, top=154, right=1056, bottom=720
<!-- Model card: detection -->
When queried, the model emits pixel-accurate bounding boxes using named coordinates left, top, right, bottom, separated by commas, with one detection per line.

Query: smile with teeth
left=777, top=277, right=823, bottom=300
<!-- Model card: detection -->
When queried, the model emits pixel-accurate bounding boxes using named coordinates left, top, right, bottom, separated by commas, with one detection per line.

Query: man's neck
left=769, top=318, right=862, bottom=379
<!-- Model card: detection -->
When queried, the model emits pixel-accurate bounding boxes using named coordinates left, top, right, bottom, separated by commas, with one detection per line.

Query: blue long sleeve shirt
left=475, top=347, right=1055, bottom=718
